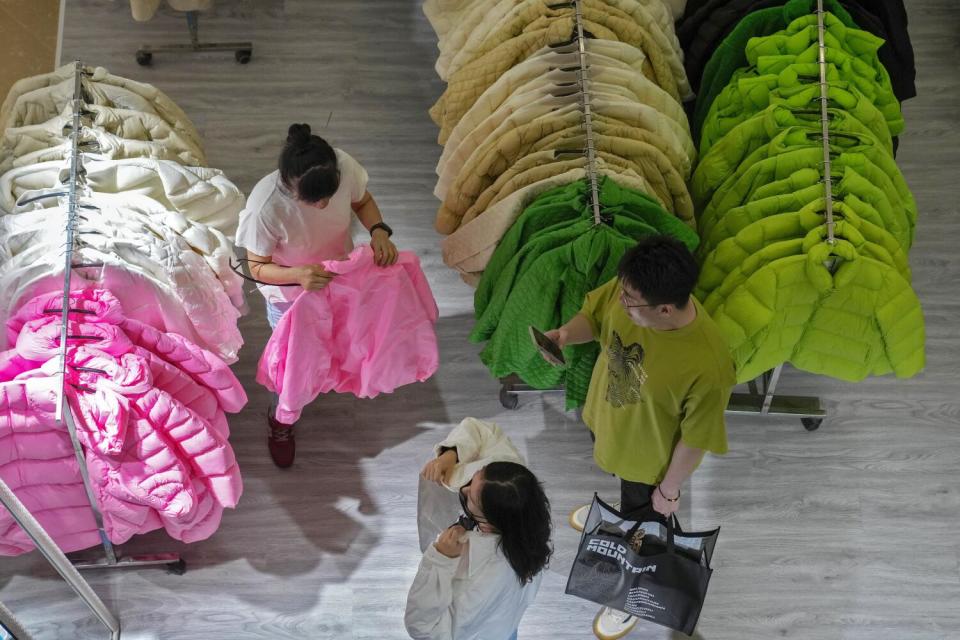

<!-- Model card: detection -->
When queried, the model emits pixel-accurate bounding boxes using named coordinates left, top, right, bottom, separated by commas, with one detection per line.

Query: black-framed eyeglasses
left=618, top=287, right=659, bottom=309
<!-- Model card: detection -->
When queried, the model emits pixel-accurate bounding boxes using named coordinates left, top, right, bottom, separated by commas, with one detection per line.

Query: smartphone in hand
left=529, top=326, right=565, bottom=366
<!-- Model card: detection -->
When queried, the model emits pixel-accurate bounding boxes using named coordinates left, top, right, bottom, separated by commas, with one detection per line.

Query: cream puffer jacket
left=441, top=0, right=684, bottom=87
left=128, top=0, right=214, bottom=22
left=0, top=102, right=207, bottom=174
left=0, top=190, right=243, bottom=311
left=0, top=63, right=203, bottom=149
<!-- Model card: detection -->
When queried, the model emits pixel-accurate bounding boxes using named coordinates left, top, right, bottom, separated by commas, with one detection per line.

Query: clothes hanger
left=810, top=130, right=868, bottom=143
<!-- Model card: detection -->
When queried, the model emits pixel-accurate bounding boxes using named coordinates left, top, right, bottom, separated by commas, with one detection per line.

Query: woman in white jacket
left=405, top=418, right=552, bottom=640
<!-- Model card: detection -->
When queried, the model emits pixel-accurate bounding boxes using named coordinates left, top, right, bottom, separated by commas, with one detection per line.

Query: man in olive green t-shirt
left=544, top=235, right=735, bottom=639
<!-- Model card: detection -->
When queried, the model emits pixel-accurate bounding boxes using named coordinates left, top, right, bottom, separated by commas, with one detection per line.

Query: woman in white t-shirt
left=235, top=123, right=398, bottom=468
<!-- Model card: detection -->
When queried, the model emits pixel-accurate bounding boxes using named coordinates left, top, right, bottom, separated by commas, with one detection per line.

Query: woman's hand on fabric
left=651, top=484, right=680, bottom=517
left=434, top=524, right=468, bottom=558
left=370, top=230, right=399, bottom=267
left=296, top=265, right=336, bottom=291
left=420, top=450, right=457, bottom=486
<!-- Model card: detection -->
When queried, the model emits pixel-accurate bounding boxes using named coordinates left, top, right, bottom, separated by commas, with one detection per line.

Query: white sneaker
left=569, top=501, right=621, bottom=532
left=593, top=606, right=638, bottom=639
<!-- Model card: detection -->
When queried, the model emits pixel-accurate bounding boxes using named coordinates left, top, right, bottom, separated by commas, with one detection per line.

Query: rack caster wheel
left=135, top=50, right=153, bottom=66
left=166, top=559, right=187, bottom=575
left=235, top=49, right=252, bottom=64
left=499, top=386, right=519, bottom=410
left=801, top=418, right=823, bottom=432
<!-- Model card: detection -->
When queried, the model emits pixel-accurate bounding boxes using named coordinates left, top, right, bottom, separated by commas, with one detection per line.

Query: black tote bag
left=565, top=494, right=720, bottom=635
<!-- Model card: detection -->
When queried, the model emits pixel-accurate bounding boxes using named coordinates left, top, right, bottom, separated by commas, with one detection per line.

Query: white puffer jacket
left=0, top=207, right=243, bottom=362
left=0, top=158, right=243, bottom=236
left=0, top=246, right=209, bottom=357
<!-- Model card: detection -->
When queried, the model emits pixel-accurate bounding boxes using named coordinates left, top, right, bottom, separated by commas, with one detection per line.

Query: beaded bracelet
left=657, top=485, right=680, bottom=502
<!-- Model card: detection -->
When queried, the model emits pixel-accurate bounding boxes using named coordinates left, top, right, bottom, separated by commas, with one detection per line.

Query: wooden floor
left=2, top=1, right=959, bottom=638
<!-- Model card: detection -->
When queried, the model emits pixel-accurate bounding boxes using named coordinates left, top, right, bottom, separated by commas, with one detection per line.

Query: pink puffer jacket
left=8, top=289, right=246, bottom=413
left=0, top=345, right=241, bottom=556
left=0, top=374, right=228, bottom=555
left=0, top=288, right=246, bottom=555
left=0, top=377, right=138, bottom=555
left=65, top=349, right=242, bottom=508
left=3, top=318, right=228, bottom=437
left=257, top=246, right=439, bottom=424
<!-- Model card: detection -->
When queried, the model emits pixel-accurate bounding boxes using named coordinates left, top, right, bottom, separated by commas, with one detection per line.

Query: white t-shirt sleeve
left=235, top=206, right=279, bottom=257
left=337, top=149, right=369, bottom=203
left=235, top=173, right=283, bottom=257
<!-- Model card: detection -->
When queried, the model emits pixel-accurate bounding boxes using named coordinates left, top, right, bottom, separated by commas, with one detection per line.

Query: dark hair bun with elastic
left=278, top=122, right=339, bottom=202
left=286, top=123, right=312, bottom=146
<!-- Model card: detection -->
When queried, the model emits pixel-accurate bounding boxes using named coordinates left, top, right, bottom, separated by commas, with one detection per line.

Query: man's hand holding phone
left=530, top=326, right=566, bottom=367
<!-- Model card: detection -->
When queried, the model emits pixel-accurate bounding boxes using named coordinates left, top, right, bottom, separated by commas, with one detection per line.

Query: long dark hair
left=480, top=462, right=552, bottom=585
left=279, top=123, right=339, bottom=202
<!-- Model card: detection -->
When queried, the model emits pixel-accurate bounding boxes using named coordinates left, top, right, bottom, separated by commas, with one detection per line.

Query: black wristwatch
left=369, top=222, right=393, bottom=237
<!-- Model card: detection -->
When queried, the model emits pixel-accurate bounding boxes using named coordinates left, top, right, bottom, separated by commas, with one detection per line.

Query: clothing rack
left=135, top=10, right=253, bottom=66
left=723, top=2, right=833, bottom=431
left=8, top=62, right=187, bottom=578
left=497, top=7, right=829, bottom=431
left=0, top=477, right=118, bottom=640
left=497, top=0, right=599, bottom=407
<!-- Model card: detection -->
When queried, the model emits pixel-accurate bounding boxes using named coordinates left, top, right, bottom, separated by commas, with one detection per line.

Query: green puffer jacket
left=710, top=238, right=925, bottom=383
left=691, top=104, right=889, bottom=209
left=741, top=38, right=903, bottom=137
left=475, top=177, right=698, bottom=319
left=471, top=178, right=698, bottom=408
left=697, top=199, right=911, bottom=303
left=475, top=222, right=634, bottom=409
left=701, top=128, right=916, bottom=245
left=699, top=166, right=909, bottom=254
left=745, top=15, right=892, bottom=80
left=691, top=0, right=857, bottom=137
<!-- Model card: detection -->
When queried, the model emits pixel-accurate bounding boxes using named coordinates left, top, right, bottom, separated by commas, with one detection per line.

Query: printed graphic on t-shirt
left=605, top=332, right=648, bottom=408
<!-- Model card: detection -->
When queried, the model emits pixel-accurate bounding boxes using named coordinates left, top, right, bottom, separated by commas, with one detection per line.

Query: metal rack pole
left=0, top=597, right=35, bottom=640
left=498, top=0, right=598, bottom=407
left=816, top=0, right=835, bottom=245
left=573, top=0, right=602, bottom=225
left=0, top=477, right=120, bottom=640
left=55, top=61, right=119, bottom=566
left=46, top=61, right=184, bottom=574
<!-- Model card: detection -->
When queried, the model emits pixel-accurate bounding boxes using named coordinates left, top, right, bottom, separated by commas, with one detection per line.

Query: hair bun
left=286, top=123, right=312, bottom=146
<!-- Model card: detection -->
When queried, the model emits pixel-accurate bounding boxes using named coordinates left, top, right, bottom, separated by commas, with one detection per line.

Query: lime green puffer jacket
left=697, top=199, right=911, bottom=304
left=701, top=59, right=896, bottom=151
left=691, top=104, right=890, bottom=210
left=709, top=238, right=925, bottom=382
left=700, top=128, right=916, bottom=246
left=698, top=163, right=909, bottom=256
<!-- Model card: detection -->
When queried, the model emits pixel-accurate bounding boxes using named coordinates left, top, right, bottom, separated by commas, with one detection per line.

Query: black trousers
left=620, top=479, right=655, bottom=515
left=588, top=430, right=657, bottom=515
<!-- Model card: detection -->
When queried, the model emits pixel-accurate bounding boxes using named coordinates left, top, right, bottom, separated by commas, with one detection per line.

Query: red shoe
left=267, top=413, right=296, bottom=468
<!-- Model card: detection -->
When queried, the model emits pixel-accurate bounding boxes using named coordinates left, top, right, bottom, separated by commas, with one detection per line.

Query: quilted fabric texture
left=470, top=177, right=698, bottom=409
